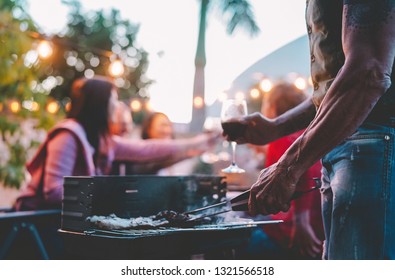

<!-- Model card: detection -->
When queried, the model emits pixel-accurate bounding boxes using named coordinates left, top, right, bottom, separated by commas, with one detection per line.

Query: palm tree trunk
left=190, top=0, right=208, bottom=133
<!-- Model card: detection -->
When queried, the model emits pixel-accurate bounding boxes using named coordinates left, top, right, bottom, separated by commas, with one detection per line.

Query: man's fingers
left=254, top=194, right=285, bottom=215
left=248, top=189, right=258, bottom=216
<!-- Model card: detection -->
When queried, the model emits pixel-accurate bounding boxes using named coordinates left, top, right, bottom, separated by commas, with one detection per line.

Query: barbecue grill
left=61, top=175, right=227, bottom=231
left=59, top=224, right=258, bottom=259
left=59, top=175, right=270, bottom=259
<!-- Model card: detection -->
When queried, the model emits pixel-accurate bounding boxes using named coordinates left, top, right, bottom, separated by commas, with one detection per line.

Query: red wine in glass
left=221, top=120, right=247, bottom=142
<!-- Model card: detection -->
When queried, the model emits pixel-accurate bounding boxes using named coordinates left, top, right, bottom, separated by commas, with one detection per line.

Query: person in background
left=141, top=112, right=174, bottom=141
left=109, top=101, right=133, bottom=138
left=14, top=76, right=218, bottom=210
left=223, top=1, right=395, bottom=259
left=260, top=83, right=323, bottom=259
left=139, top=112, right=198, bottom=175
left=108, top=101, right=137, bottom=175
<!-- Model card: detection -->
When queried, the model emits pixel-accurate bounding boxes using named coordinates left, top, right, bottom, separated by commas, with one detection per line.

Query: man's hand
left=222, top=98, right=316, bottom=146
left=248, top=162, right=297, bottom=215
left=222, top=112, right=280, bottom=145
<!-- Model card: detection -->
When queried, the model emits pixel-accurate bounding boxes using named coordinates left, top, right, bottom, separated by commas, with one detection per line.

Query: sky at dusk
left=27, top=0, right=307, bottom=123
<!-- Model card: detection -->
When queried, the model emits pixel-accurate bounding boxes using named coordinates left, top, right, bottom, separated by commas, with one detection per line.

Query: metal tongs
left=185, top=178, right=322, bottom=221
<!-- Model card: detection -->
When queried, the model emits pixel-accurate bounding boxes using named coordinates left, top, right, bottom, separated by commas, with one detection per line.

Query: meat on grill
left=86, top=214, right=169, bottom=230
left=86, top=210, right=206, bottom=230
left=153, top=210, right=192, bottom=226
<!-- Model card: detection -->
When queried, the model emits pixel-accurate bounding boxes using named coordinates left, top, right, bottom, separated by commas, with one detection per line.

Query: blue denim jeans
left=321, top=120, right=395, bottom=259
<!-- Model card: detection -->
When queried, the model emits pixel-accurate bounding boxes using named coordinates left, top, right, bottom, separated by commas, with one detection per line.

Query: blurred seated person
left=109, top=103, right=185, bottom=175
left=109, top=101, right=139, bottom=175
left=244, top=83, right=324, bottom=259
left=141, top=112, right=173, bottom=141
left=131, top=112, right=200, bottom=175
left=14, top=76, right=219, bottom=210
left=109, top=101, right=133, bottom=137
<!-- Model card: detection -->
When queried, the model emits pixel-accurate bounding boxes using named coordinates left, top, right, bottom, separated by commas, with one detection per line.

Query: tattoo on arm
left=345, top=0, right=395, bottom=29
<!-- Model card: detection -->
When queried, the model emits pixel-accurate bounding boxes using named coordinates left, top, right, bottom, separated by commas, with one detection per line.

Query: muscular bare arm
left=249, top=1, right=395, bottom=215
left=226, top=97, right=316, bottom=145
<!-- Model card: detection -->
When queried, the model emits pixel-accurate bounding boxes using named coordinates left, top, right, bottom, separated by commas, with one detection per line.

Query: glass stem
left=231, top=141, right=237, bottom=166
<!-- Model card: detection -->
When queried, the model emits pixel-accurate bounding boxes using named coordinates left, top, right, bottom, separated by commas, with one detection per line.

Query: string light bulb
left=31, top=101, right=40, bottom=112
left=10, top=100, right=21, bottom=113
left=250, top=88, right=260, bottom=99
left=260, top=78, right=273, bottom=92
left=37, top=40, right=53, bottom=59
left=46, top=101, right=60, bottom=114
left=22, top=100, right=40, bottom=112
left=108, top=59, right=125, bottom=77
left=193, top=96, right=204, bottom=109
left=130, top=99, right=142, bottom=112
left=294, top=77, right=307, bottom=90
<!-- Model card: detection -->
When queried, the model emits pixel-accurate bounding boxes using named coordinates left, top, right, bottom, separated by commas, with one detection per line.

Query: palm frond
left=218, top=0, right=260, bottom=37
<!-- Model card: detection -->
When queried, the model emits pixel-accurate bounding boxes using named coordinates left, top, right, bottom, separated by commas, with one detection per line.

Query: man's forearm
left=274, top=97, right=317, bottom=138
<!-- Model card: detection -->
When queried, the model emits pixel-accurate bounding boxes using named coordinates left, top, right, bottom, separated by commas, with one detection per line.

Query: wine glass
left=220, top=99, right=248, bottom=173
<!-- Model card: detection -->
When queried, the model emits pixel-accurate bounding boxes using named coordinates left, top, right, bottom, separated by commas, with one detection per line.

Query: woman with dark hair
left=137, top=111, right=199, bottom=176
left=141, top=112, right=174, bottom=140
left=14, top=76, right=218, bottom=210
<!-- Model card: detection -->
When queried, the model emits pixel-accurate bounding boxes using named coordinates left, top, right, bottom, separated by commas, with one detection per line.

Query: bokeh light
left=10, top=101, right=21, bottom=113
left=259, top=78, right=273, bottom=92
left=22, top=100, right=40, bottom=112
left=193, top=96, right=204, bottom=108
left=130, top=99, right=142, bottom=112
left=37, top=40, right=53, bottom=59
left=250, top=88, right=260, bottom=99
left=109, top=59, right=125, bottom=77
left=46, top=101, right=60, bottom=114
left=294, top=77, right=307, bottom=90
